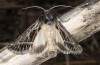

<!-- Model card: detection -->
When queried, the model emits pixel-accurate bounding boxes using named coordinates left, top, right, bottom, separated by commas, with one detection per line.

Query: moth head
left=45, top=10, right=54, bottom=21
left=39, top=10, right=56, bottom=24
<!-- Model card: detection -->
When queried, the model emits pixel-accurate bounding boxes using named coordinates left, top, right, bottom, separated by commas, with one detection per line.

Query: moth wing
left=7, top=42, right=32, bottom=54
left=30, top=29, right=47, bottom=55
left=56, top=21, right=82, bottom=54
left=7, top=19, right=42, bottom=54
left=55, top=29, right=70, bottom=54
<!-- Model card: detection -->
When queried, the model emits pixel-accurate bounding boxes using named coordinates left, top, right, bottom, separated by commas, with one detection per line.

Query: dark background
left=0, top=0, right=100, bottom=65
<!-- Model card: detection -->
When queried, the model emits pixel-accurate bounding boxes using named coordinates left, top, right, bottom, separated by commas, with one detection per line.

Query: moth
left=7, top=5, right=82, bottom=56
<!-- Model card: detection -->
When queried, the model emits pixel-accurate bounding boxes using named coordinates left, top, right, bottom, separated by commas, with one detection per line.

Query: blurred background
left=0, top=0, right=100, bottom=65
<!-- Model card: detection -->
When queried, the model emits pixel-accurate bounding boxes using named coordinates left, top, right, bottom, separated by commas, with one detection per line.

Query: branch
left=61, top=1, right=100, bottom=42
left=0, top=1, right=100, bottom=65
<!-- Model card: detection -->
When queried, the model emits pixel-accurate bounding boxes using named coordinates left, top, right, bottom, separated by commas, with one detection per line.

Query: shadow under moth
left=7, top=5, right=83, bottom=56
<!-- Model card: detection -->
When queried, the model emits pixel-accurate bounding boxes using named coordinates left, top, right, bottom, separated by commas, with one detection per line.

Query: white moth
left=7, top=5, right=82, bottom=56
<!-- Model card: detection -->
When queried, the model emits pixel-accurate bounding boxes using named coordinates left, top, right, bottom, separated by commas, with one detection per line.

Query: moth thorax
left=42, top=24, right=55, bottom=43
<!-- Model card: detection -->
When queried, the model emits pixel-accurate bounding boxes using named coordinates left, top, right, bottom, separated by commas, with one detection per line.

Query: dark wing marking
left=30, top=29, right=48, bottom=55
left=7, top=42, right=32, bottom=54
left=55, top=20, right=82, bottom=54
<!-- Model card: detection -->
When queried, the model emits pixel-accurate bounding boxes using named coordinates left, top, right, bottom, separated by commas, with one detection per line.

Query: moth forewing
left=7, top=18, right=42, bottom=54
left=55, top=20, right=83, bottom=54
